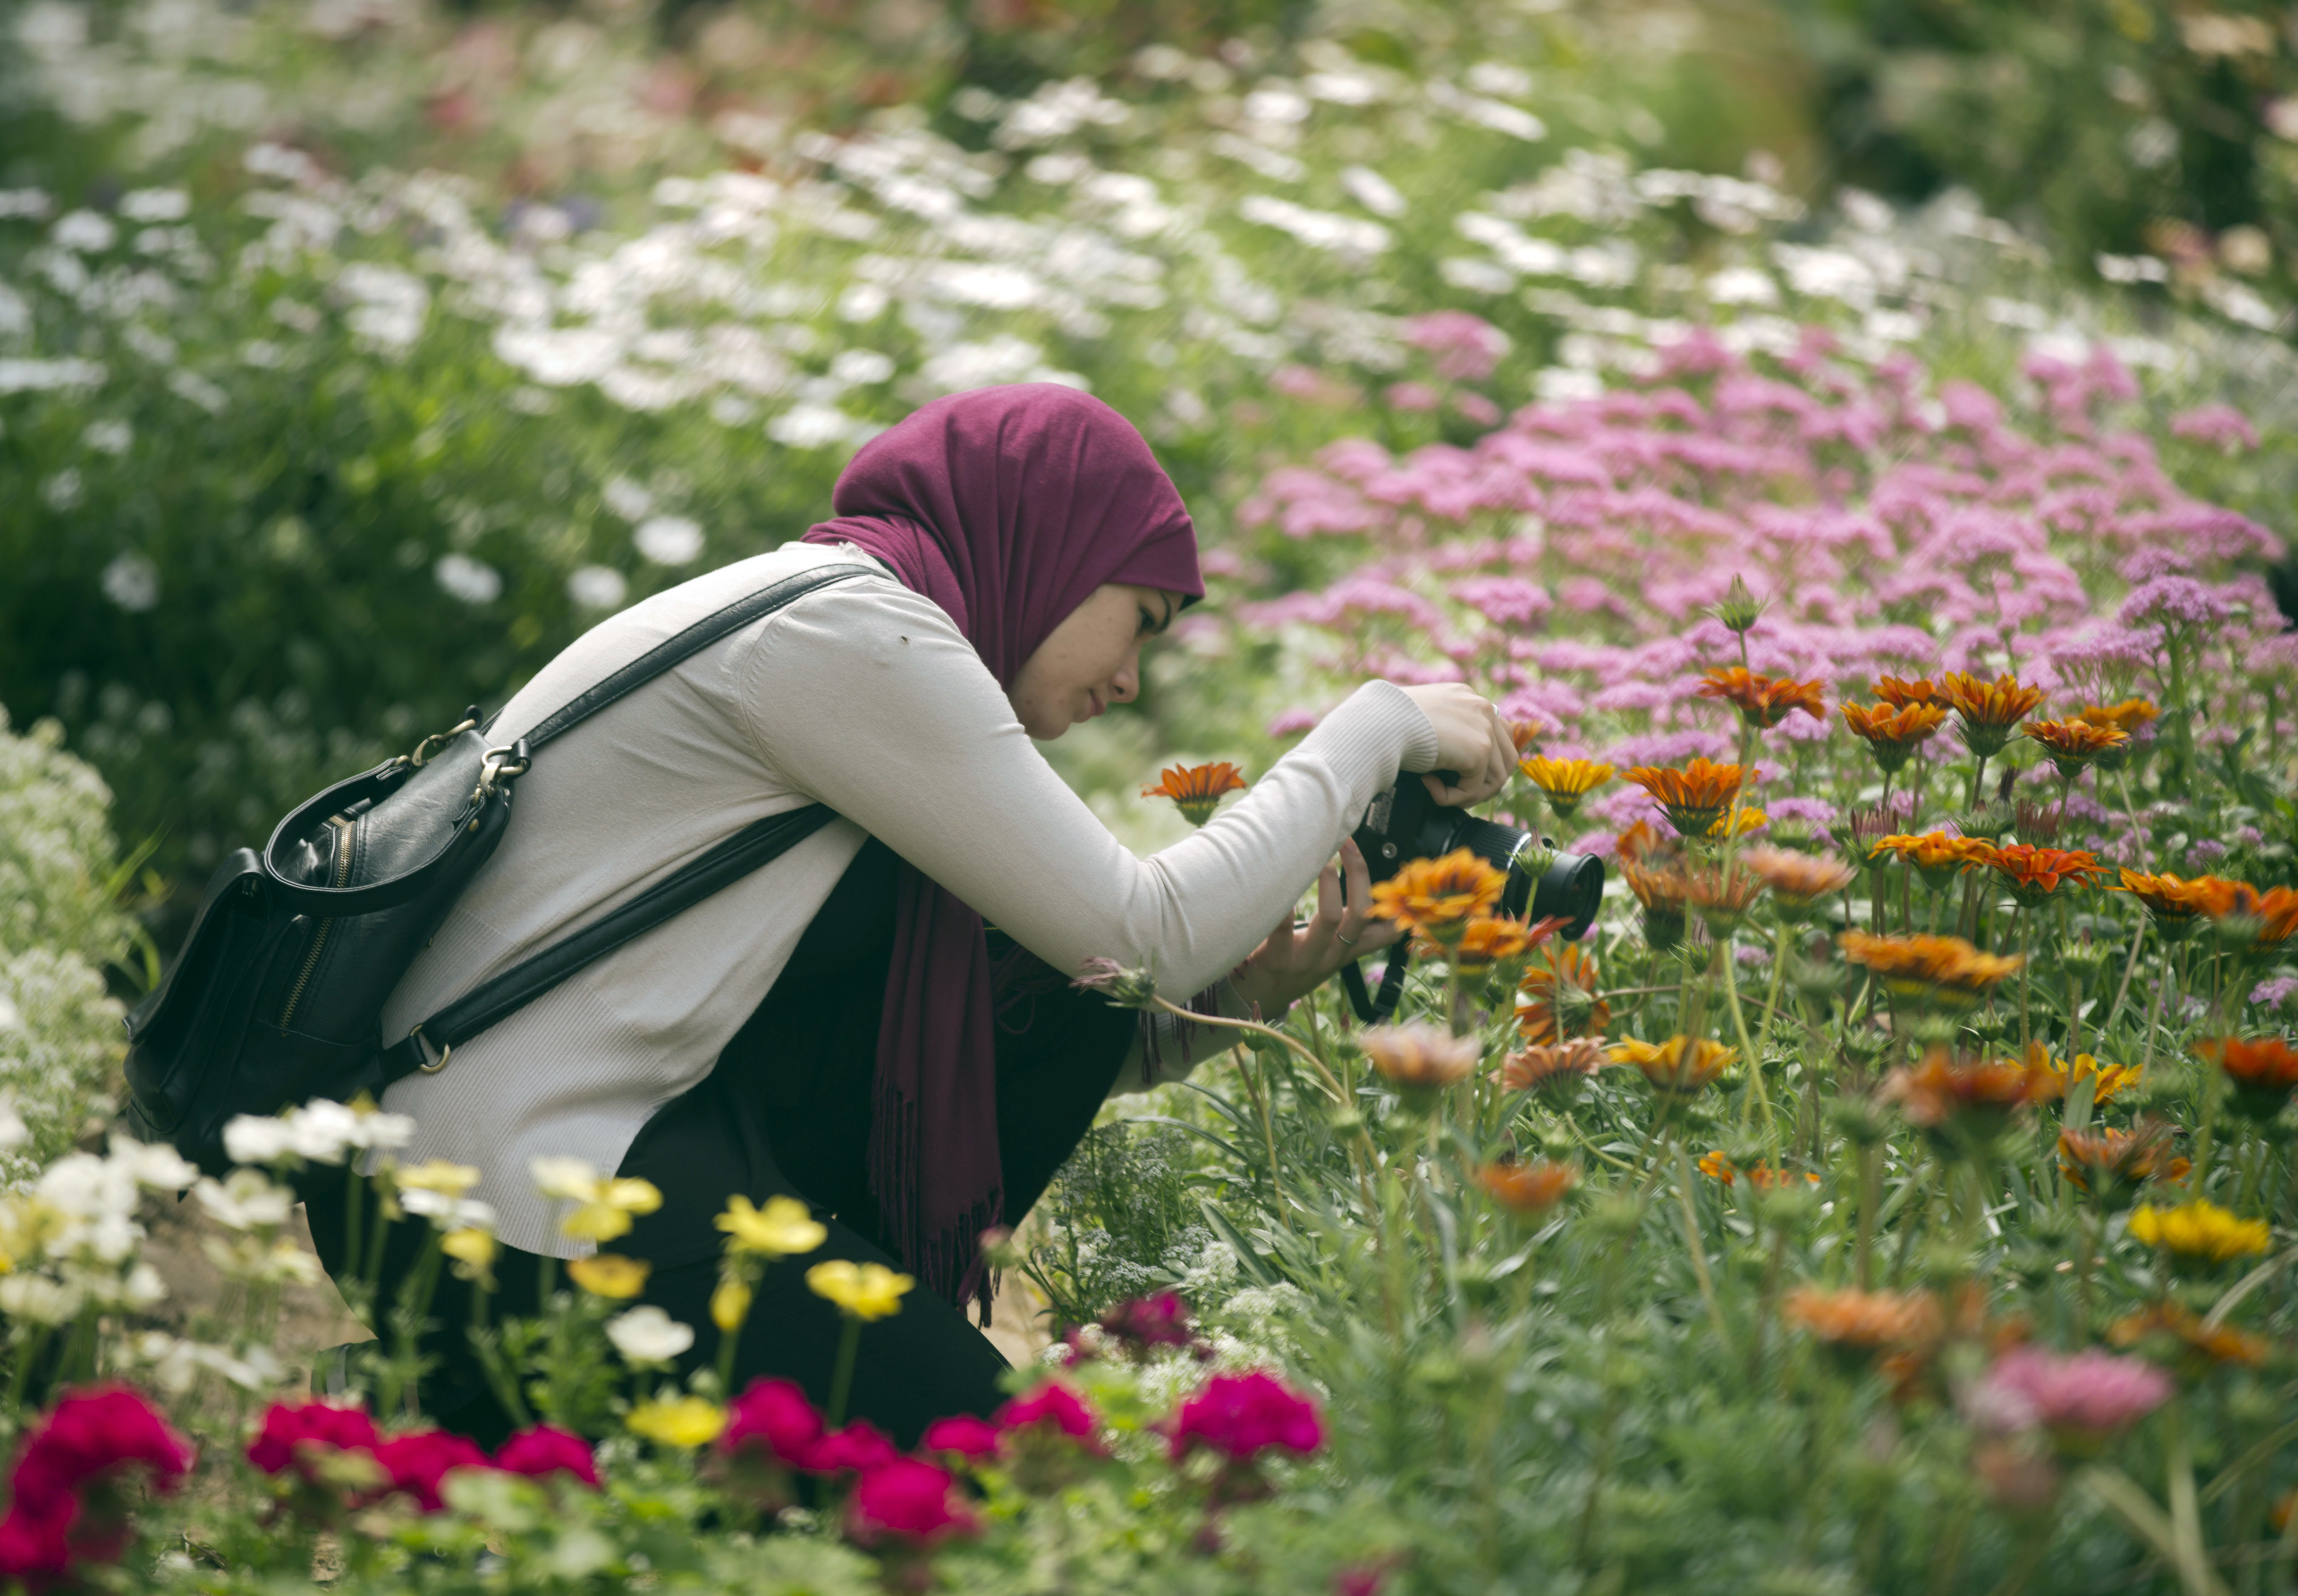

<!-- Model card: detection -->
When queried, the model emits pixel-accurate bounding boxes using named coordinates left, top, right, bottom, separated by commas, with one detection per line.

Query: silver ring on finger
left=1336, top=929, right=1359, bottom=947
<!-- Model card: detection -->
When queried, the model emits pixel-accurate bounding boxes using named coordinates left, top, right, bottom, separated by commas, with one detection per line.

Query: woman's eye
left=1138, top=607, right=1156, bottom=636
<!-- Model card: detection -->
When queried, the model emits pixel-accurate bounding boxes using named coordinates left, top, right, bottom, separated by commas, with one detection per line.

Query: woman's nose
left=1109, top=660, right=1140, bottom=702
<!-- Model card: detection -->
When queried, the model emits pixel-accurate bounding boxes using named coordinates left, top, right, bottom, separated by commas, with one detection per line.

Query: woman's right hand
left=1397, top=682, right=1516, bottom=807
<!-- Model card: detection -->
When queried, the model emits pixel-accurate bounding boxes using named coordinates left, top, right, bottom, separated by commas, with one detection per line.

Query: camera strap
left=1337, top=948, right=1412, bottom=1025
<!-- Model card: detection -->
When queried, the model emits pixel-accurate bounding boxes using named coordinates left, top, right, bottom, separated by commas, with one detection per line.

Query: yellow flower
left=807, top=1259, right=914, bottom=1321
left=715, top=1194, right=827, bottom=1259
left=1518, top=757, right=1615, bottom=819
left=566, top=1254, right=651, bottom=1299
left=395, top=1160, right=482, bottom=1197
left=559, top=1177, right=664, bottom=1244
left=711, top=1277, right=752, bottom=1335
left=2024, top=1046, right=2142, bottom=1106
left=2127, top=1200, right=2271, bottom=1262
left=440, top=1227, right=496, bottom=1281
left=626, top=1396, right=725, bottom=1448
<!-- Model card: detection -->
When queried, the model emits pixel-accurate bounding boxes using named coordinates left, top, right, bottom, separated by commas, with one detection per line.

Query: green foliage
left=0, top=708, right=131, bottom=1182
left=1021, top=1118, right=1214, bottom=1328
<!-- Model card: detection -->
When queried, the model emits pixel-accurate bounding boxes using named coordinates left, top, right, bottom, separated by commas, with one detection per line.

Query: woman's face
left=1009, top=582, right=1183, bottom=739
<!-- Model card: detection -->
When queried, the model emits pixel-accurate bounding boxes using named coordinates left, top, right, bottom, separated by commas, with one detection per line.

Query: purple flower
left=2250, top=975, right=2298, bottom=1010
left=2169, top=403, right=2259, bottom=453
left=1973, top=1348, right=2170, bottom=1441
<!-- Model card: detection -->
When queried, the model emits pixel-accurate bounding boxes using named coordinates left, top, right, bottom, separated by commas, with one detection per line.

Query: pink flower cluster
left=1224, top=325, right=2286, bottom=855
left=0, top=1385, right=193, bottom=1584
left=247, top=1400, right=596, bottom=1515
left=1968, top=1346, right=2171, bottom=1443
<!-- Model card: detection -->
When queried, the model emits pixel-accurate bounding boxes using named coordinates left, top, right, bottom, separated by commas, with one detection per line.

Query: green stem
left=825, top=1316, right=862, bottom=1430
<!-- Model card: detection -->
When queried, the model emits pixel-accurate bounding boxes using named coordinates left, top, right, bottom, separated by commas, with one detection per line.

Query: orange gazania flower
left=1608, top=1035, right=1736, bottom=1097
left=2108, top=869, right=2221, bottom=937
left=1495, top=1037, right=1607, bottom=1093
left=1622, top=758, right=1744, bottom=838
left=1359, top=1023, right=1480, bottom=1092
left=2108, top=1301, right=2269, bottom=1369
left=1518, top=756, right=1615, bottom=820
left=2195, top=1036, right=2298, bottom=1113
left=1698, top=1152, right=1817, bottom=1190
left=2058, top=1122, right=2178, bottom=1201
left=2193, top=878, right=2298, bottom=948
left=1840, top=701, right=1949, bottom=773
left=1368, top=849, right=1505, bottom=944
left=2023, top=1044, right=2143, bottom=1105
left=1682, top=862, right=1766, bottom=930
left=1884, top=1048, right=2045, bottom=1142
left=1697, top=667, right=1826, bottom=730
left=1784, top=1286, right=1942, bottom=1351
left=1869, top=832, right=2000, bottom=893
left=1739, top=844, right=1856, bottom=904
left=1506, top=718, right=1543, bottom=755
left=2023, top=717, right=2129, bottom=778
left=1988, top=843, right=2107, bottom=904
left=1839, top=931, right=2023, bottom=1006
left=1938, top=672, right=2047, bottom=758
left=2080, top=699, right=2160, bottom=734
left=1428, top=913, right=1556, bottom=974
left=1517, top=943, right=1609, bottom=1043
left=1873, top=676, right=1940, bottom=710
left=1617, top=822, right=1691, bottom=951
left=1476, top=1159, right=1579, bottom=1215
left=1142, top=761, right=1249, bottom=826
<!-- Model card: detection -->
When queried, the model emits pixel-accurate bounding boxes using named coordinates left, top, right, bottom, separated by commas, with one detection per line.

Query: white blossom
left=222, top=1113, right=298, bottom=1167
left=108, top=1134, right=196, bottom=1191
left=633, top=515, right=704, bottom=565
left=399, top=1190, right=496, bottom=1230
left=0, top=1273, right=82, bottom=1325
left=606, top=1304, right=694, bottom=1364
left=567, top=566, right=629, bottom=610
left=531, top=1156, right=598, bottom=1199
left=435, top=553, right=503, bottom=605
left=194, top=1169, right=295, bottom=1230
left=51, top=210, right=117, bottom=253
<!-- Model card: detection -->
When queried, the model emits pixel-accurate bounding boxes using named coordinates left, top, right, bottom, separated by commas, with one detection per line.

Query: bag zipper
left=278, top=813, right=356, bottom=1028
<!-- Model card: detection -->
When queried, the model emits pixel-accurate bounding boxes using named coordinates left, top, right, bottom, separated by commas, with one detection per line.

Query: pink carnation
left=802, top=1420, right=898, bottom=1476
left=246, top=1399, right=381, bottom=1479
left=845, top=1457, right=978, bottom=1550
left=1169, top=1371, right=1324, bottom=1463
left=719, top=1377, right=822, bottom=1469
left=373, top=1429, right=492, bottom=1513
left=995, top=1381, right=1101, bottom=1444
left=493, top=1425, right=598, bottom=1487
left=0, top=1385, right=194, bottom=1581
left=920, top=1414, right=1003, bottom=1462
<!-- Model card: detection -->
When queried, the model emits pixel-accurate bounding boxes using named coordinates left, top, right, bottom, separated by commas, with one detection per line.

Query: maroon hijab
left=800, top=384, right=1203, bottom=1314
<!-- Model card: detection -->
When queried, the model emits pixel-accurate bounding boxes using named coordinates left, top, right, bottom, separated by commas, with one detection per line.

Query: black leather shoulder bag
left=123, top=563, right=865, bottom=1173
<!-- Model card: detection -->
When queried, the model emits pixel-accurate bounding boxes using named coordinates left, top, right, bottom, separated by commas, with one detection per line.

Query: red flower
left=372, top=1429, right=491, bottom=1513
left=995, top=1381, right=1101, bottom=1446
left=1098, top=1292, right=1198, bottom=1355
left=800, top=1420, right=898, bottom=1476
left=718, top=1378, right=822, bottom=1469
left=1169, top=1372, right=1324, bottom=1463
left=247, top=1400, right=381, bottom=1479
left=844, top=1457, right=978, bottom=1550
left=492, top=1426, right=598, bottom=1488
left=920, top=1414, right=1003, bottom=1462
left=0, top=1386, right=194, bottom=1583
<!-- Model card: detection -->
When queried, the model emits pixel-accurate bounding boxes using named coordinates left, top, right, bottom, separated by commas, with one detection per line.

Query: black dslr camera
left=1340, top=774, right=1605, bottom=1023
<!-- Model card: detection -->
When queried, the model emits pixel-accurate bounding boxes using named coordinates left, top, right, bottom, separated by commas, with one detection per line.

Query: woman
left=308, top=383, right=1515, bottom=1444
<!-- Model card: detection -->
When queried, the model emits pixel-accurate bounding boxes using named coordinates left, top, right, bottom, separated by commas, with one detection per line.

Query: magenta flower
left=1169, top=1371, right=1324, bottom=1464
left=844, top=1457, right=978, bottom=1550
left=920, top=1414, right=1003, bottom=1463
left=493, top=1425, right=599, bottom=1487
left=802, top=1420, right=899, bottom=1476
left=1974, top=1347, right=2170, bottom=1442
left=995, top=1381, right=1102, bottom=1448
left=719, top=1377, right=823, bottom=1469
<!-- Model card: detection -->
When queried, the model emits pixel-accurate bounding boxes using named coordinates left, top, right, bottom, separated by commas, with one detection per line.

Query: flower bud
left=1713, top=574, right=1763, bottom=634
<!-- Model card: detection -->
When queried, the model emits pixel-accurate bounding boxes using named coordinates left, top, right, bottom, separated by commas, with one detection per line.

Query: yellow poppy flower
left=394, top=1159, right=482, bottom=1197
left=806, top=1259, right=914, bottom=1321
left=559, top=1177, right=664, bottom=1244
left=715, top=1193, right=827, bottom=1259
left=566, top=1254, right=651, bottom=1299
left=711, top=1277, right=752, bottom=1335
left=626, top=1396, right=725, bottom=1448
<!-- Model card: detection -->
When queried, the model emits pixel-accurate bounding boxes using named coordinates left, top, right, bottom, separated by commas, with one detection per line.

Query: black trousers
left=307, top=839, right=1136, bottom=1450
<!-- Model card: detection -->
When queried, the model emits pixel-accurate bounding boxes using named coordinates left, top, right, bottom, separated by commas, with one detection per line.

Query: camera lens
left=1529, top=850, right=1605, bottom=940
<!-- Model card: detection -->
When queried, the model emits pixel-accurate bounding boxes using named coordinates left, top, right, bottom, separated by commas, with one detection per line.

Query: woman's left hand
left=1226, top=838, right=1404, bottom=1019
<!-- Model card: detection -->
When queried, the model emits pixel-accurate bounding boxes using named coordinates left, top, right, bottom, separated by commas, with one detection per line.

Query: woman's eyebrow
left=1154, top=595, right=1177, bottom=632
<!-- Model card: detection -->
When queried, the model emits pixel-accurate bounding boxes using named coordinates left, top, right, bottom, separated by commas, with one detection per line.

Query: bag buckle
left=399, top=716, right=478, bottom=772
left=470, top=738, right=532, bottom=807
left=410, top=1025, right=452, bottom=1074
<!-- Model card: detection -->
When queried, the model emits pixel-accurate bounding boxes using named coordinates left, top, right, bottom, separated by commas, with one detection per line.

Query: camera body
left=1351, top=775, right=1606, bottom=940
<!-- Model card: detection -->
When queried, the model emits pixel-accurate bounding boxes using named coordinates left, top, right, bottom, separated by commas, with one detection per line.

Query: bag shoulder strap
left=521, top=562, right=870, bottom=751
left=260, top=562, right=870, bottom=915
left=380, top=804, right=841, bottom=1084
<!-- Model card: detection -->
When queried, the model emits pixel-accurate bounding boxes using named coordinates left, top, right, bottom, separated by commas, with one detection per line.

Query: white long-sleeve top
left=377, top=541, right=1440, bottom=1255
